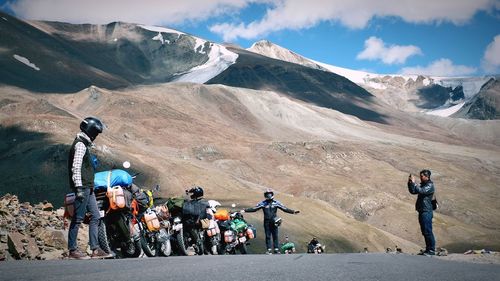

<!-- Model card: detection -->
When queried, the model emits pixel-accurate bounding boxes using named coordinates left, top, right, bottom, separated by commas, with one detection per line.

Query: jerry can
left=224, top=230, right=234, bottom=243
left=144, top=210, right=160, bottom=231
left=107, top=186, right=126, bottom=210
left=246, top=228, right=255, bottom=239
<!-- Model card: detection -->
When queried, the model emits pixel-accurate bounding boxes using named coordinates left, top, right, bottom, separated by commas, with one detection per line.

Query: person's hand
left=75, top=186, right=85, bottom=199
left=294, top=210, right=300, bottom=214
left=408, top=174, right=415, bottom=183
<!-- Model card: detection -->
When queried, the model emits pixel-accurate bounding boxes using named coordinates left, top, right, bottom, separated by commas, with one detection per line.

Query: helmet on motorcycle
left=208, top=200, right=221, bottom=213
left=233, top=212, right=243, bottom=220
left=188, top=186, right=204, bottom=200
left=264, top=188, right=274, bottom=200
left=80, top=117, right=103, bottom=141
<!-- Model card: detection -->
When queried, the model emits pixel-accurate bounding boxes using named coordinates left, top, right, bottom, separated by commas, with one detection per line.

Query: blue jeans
left=68, top=188, right=100, bottom=251
left=418, top=211, right=435, bottom=252
left=263, top=220, right=279, bottom=250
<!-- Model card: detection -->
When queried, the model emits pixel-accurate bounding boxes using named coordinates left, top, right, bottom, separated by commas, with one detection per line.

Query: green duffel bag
left=166, top=197, right=185, bottom=215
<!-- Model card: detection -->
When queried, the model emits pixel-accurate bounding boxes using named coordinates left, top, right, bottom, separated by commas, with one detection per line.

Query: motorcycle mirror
left=123, top=161, right=131, bottom=169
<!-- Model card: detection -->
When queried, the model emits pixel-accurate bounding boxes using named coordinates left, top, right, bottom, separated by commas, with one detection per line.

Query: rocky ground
left=0, top=194, right=90, bottom=261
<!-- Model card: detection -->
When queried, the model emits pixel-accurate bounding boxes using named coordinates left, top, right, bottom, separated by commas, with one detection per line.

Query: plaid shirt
left=71, top=132, right=92, bottom=187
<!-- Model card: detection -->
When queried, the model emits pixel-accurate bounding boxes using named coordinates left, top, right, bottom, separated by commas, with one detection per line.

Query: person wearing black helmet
left=188, top=186, right=204, bottom=200
left=243, top=188, right=299, bottom=254
left=67, top=117, right=112, bottom=259
left=408, top=169, right=436, bottom=256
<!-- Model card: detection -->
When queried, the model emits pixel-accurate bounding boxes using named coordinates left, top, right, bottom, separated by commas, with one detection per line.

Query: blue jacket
left=408, top=180, right=435, bottom=213
left=245, top=199, right=295, bottom=221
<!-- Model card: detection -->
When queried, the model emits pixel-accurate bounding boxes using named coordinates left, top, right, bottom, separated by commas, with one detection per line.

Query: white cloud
left=482, top=34, right=500, bottom=73
left=356, top=37, right=422, bottom=65
left=5, top=0, right=260, bottom=25
left=210, top=0, right=498, bottom=41
left=400, top=58, right=477, bottom=77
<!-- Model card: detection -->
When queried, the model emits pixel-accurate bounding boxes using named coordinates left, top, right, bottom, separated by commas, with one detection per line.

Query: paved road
left=1, top=253, right=500, bottom=281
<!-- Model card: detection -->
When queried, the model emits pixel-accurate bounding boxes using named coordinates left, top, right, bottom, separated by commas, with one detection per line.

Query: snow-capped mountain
left=138, top=25, right=238, bottom=83
left=0, top=11, right=237, bottom=92
left=247, top=40, right=493, bottom=117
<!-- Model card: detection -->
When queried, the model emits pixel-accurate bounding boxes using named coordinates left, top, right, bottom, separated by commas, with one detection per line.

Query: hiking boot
left=68, top=249, right=90, bottom=260
left=91, top=248, right=114, bottom=259
left=423, top=250, right=436, bottom=257
left=266, top=249, right=273, bottom=255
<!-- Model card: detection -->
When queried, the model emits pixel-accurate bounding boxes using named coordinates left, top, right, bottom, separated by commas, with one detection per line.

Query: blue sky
left=1, top=0, right=499, bottom=76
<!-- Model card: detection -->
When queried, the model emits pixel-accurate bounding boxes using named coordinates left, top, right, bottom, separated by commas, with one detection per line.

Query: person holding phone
left=408, top=169, right=436, bottom=256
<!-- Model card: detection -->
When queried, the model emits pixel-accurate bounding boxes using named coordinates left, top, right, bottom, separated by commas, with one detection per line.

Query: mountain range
left=1, top=11, right=499, bottom=253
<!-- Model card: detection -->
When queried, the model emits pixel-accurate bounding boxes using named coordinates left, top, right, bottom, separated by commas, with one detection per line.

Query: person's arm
left=411, top=181, right=435, bottom=195
left=71, top=142, right=86, bottom=198
left=276, top=201, right=299, bottom=214
left=407, top=175, right=418, bottom=194
left=244, top=202, right=265, bottom=212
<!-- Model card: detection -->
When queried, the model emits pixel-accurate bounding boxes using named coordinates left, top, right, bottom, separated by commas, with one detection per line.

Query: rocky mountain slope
left=452, top=78, right=500, bottom=120
left=1, top=83, right=499, bottom=255
left=247, top=40, right=493, bottom=115
left=0, top=11, right=236, bottom=93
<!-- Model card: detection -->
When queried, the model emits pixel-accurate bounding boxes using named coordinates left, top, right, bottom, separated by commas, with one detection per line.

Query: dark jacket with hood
left=408, top=179, right=435, bottom=213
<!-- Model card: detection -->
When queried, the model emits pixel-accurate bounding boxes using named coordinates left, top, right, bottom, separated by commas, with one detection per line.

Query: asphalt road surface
left=1, top=253, right=500, bottom=281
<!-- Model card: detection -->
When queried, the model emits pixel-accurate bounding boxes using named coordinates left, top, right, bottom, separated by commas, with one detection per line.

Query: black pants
left=263, top=220, right=279, bottom=250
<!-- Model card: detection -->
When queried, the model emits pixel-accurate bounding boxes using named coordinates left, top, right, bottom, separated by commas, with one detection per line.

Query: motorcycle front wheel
left=238, top=243, right=247, bottom=254
left=122, top=239, right=142, bottom=258
left=97, top=219, right=112, bottom=254
left=158, top=239, right=172, bottom=256
left=174, top=230, right=188, bottom=256
left=141, top=232, right=157, bottom=257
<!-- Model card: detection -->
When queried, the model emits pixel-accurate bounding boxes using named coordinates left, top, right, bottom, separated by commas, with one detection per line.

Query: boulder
left=7, top=232, right=40, bottom=259
left=42, top=202, right=54, bottom=212
left=37, top=228, right=67, bottom=250
left=7, top=232, right=24, bottom=259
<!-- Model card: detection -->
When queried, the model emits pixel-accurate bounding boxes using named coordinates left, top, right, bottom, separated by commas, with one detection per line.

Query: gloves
left=75, top=186, right=85, bottom=199
left=294, top=210, right=300, bottom=214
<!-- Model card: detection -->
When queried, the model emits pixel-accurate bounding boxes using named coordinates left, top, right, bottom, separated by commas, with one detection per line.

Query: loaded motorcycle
left=138, top=203, right=173, bottom=257
left=93, top=169, right=144, bottom=258
left=216, top=208, right=256, bottom=255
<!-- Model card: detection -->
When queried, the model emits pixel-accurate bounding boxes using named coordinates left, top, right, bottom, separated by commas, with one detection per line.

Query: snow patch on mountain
left=138, top=25, right=184, bottom=37
left=13, top=54, right=40, bottom=71
left=152, top=32, right=169, bottom=45
left=174, top=44, right=238, bottom=83
left=425, top=102, right=466, bottom=117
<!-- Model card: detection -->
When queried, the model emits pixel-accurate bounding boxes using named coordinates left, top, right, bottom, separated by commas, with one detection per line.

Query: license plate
left=99, top=210, right=105, bottom=218
left=239, top=236, right=246, bottom=243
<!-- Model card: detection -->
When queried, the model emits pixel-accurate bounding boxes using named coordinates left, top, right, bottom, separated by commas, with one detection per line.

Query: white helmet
left=208, top=200, right=221, bottom=213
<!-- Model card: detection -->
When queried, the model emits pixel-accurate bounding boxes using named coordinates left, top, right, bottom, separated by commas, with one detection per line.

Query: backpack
left=182, top=200, right=208, bottom=226
left=166, top=197, right=185, bottom=216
